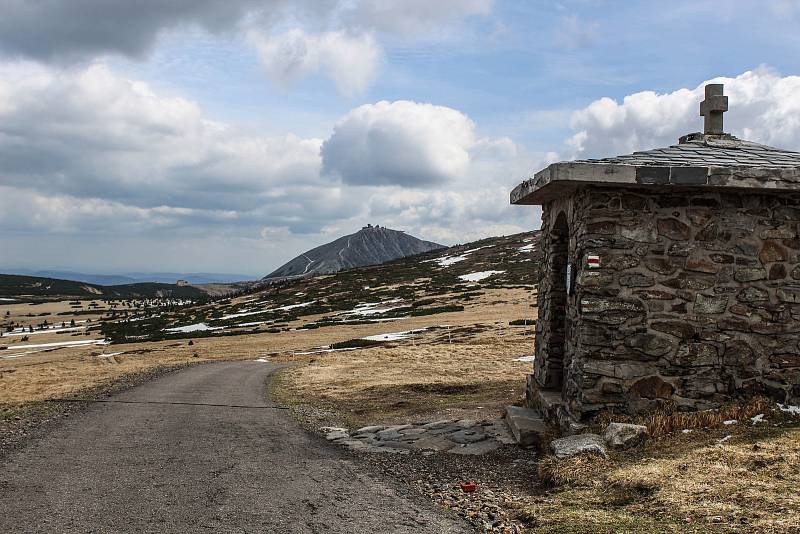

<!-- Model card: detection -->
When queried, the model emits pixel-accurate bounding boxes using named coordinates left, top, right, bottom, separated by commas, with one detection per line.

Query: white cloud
left=0, top=61, right=324, bottom=213
left=249, top=29, right=383, bottom=97
left=567, top=67, right=800, bottom=158
left=321, top=100, right=477, bottom=186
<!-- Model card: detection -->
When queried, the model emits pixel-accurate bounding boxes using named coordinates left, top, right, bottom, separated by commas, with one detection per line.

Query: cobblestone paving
left=324, top=418, right=517, bottom=455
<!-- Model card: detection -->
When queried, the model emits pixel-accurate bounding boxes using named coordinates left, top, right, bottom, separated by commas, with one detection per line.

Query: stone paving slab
left=324, top=418, right=516, bottom=455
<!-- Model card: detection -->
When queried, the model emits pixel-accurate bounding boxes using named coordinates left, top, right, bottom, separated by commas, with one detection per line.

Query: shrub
left=410, top=305, right=464, bottom=316
left=329, top=338, right=384, bottom=350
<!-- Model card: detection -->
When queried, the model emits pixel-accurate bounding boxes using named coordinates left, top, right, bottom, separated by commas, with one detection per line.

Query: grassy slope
left=98, top=231, right=540, bottom=343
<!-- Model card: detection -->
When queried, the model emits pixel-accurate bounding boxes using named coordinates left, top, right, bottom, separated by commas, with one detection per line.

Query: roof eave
left=510, top=162, right=800, bottom=206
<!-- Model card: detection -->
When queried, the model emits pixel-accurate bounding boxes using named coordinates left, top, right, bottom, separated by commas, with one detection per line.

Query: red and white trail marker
left=587, top=255, right=601, bottom=268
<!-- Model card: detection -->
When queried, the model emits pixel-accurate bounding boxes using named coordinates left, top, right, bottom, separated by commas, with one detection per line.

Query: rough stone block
left=686, top=254, right=720, bottom=274
left=619, top=273, right=655, bottom=287
left=636, top=166, right=669, bottom=184
left=645, top=257, right=679, bottom=275
left=651, top=320, right=696, bottom=340
left=352, top=425, right=384, bottom=435
left=734, top=267, right=767, bottom=282
left=630, top=376, right=674, bottom=399
left=624, top=333, right=674, bottom=357
left=448, top=429, right=487, bottom=444
left=769, top=263, right=788, bottom=280
left=760, top=240, right=788, bottom=263
left=657, top=218, right=691, bottom=240
left=674, top=343, right=719, bottom=367
left=670, top=166, right=708, bottom=185
left=550, top=433, right=608, bottom=459
left=602, top=422, right=649, bottom=449
left=326, top=430, right=349, bottom=441
left=694, top=294, right=728, bottom=314
left=620, top=225, right=658, bottom=243
left=737, top=287, right=769, bottom=302
left=777, top=288, right=800, bottom=303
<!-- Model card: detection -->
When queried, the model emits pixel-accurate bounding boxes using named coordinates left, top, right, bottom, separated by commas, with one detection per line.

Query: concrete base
left=504, top=406, right=550, bottom=449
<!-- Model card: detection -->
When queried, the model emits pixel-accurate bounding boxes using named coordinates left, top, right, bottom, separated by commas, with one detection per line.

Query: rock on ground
left=602, top=422, right=649, bottom=449
left=550, top=433, right=607, bottom=459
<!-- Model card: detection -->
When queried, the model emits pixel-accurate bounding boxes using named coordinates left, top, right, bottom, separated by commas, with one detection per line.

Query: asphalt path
left=0, top=361, right=469, bottom=533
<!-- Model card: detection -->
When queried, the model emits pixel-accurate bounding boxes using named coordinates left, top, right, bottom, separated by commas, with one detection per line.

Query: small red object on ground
left=460, top=482, right=477, bottom=493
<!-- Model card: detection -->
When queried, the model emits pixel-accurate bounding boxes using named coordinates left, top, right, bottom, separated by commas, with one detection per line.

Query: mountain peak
left=263, top=226, right=444, bottom=280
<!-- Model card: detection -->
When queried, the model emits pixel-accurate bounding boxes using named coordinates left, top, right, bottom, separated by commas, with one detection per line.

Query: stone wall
left=529, top=185, right=800, bottom=425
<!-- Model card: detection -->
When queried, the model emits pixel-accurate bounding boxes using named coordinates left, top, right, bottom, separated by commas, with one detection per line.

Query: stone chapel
left=511, top=84, right=800, bottom=431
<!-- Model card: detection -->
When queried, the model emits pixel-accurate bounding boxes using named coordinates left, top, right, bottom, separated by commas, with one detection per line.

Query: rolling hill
left=4, top=269, right=252, bottom=285
left=0, top=274, right=209, bottom=301
left=264, top=225, right=444, bottom=280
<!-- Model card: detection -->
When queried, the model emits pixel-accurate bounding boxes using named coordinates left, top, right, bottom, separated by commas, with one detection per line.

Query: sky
left=2, top=1, right=800, bottom=277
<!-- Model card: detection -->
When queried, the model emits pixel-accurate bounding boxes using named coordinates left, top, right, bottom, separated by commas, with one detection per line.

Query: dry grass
left=537, top=453, right=614, bottom=487
left=521, top=416, right=800, bottom=533
left=269, top=288, right=537, bottom=425
left=0, top=288, right=535, bottom=409
left=593, top=396, right=777, bottom=438
left=273, top=334, right=531, bottom=426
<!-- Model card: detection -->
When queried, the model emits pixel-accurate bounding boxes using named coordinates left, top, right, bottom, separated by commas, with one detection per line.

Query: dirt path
left=0, top=362, right=470, bottom=533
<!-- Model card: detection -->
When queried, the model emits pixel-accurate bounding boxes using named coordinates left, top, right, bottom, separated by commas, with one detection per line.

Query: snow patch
left=518, top=243, right=536, bottom=253
left=424, top=245, right=492, bottom=268
left=722, top=419, right=737, bottom=425
left=514, top=355, right=535, bottom=362
left=431, top=254, right=469, bottom=267
left=458, top=270, right=505, bottom=282
left=343, top=299, right=404, bottom=316
left=2, top=339, right=109, bottom=351
left=165, top=323, right=222, bottom=333
left=220, top=309, right=263, bottom=320
left=361, top=329, right=426, bottom=342
left=778, top=403, right=800, bottom=416
left=751, top=414, right=765, bottom=425
left=274, top=301, right=314, bottom=311
left=236, top=321, right=269, bottom=327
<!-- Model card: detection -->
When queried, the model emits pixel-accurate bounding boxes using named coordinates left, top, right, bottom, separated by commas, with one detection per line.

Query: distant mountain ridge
left=3, top=269, right=252, bottom=285
left=264, top=225, right=444, bottom=280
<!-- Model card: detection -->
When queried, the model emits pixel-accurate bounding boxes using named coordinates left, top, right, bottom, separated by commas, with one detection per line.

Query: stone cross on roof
left=700, top=83, right=728, bottom=135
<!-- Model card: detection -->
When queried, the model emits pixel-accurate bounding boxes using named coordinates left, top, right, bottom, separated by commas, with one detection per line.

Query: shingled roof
left=511, top=134, right=800, bottom=205
left=511, top=85, right=800, bottom=205
left=581, top=134, right=800, bottom=169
